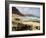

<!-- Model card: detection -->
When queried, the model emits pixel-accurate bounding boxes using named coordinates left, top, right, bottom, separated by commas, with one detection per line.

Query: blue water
left=18, top=16, right=40, bottom=21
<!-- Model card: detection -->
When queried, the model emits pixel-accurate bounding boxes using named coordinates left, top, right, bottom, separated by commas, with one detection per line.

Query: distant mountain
left=23, top=14, right=40, bottom=18
left=12, top=7, right=40, bottom=18
left=12, top=7, right=24, bottom=16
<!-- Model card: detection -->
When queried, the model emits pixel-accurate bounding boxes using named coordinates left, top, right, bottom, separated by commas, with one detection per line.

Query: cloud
left=16, top=7, right=40, bottom=17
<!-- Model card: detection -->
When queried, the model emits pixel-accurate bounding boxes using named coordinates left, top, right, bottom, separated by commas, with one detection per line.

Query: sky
left=16, top=7, right=40, bottom=17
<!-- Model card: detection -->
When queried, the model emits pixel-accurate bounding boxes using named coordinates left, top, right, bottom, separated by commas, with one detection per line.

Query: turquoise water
left=18, top=16, right=40, bottom=21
